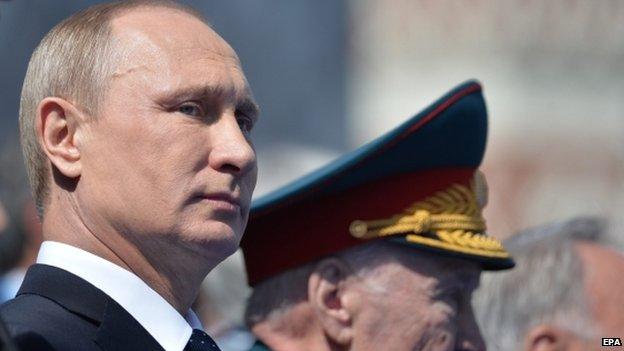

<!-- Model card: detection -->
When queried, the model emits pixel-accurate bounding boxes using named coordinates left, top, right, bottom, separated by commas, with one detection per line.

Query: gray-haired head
left=473, top=216, right=612, bottom=351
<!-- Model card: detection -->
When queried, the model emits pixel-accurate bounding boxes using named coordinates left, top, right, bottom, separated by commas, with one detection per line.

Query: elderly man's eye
left=436, top=287, right=461, bottom=310
left=178, top=102, right=203, bottom=117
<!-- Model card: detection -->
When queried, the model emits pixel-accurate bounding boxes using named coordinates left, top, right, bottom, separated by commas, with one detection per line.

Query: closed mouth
left=198, top=193, right=242, bottom=212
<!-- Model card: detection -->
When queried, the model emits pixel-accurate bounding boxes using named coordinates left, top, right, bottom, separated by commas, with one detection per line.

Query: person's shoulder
left=1, top=293, right=99, bottom=350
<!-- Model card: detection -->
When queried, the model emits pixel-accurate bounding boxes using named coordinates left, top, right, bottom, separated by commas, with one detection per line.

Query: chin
left=183, top=220, right=243, bottom=256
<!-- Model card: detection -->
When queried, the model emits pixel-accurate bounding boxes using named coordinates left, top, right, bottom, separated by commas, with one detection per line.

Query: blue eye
left=178, top=103, right=203, bottom=117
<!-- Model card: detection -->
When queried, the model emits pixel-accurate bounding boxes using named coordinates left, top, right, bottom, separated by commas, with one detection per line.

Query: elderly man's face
left=351, top=250, right=485, bottom=351
left=76, top=8, right=257, bottom=259
left=574, top=242, right=624, bottom=350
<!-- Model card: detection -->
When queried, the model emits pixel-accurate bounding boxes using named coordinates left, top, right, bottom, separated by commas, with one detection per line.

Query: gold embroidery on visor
left=349, top=173, right=509, bottom=258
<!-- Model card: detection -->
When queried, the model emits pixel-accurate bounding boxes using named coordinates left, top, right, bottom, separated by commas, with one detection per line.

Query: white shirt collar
left=36, top=241, right=203, bottom=351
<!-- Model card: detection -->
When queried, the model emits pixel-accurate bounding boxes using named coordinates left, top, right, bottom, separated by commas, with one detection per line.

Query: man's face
left=350, top=249, right=485, bottom=351
left=519, top=243, right=624, bottom=351
left=576, top=242, right=624, bottom=350
left=75, top=8, right=258, bottom=261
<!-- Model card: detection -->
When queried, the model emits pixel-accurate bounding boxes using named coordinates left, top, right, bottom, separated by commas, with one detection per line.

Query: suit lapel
left=17, top=264, right=164, bottom=351
left=95, top=298, right=164, bottom=351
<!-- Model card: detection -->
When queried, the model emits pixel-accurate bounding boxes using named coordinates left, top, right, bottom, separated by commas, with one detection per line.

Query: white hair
left=473, top=217, right=609, bottom=351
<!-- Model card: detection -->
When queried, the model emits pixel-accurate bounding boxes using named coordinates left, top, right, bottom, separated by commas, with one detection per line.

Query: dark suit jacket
left=0, top=264, right=165, bottom=351
left=0, top=315, right=18, bottom=351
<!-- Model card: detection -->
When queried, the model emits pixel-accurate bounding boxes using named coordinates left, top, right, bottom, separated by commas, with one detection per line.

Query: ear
left=36, top=97, right=86, bottom=179
left=308, top=258, right=355, bottom=346
left=524, top=324, right=572, bottom=351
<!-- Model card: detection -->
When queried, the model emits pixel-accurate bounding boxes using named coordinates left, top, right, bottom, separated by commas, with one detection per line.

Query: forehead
left=111, top=6, right=236, bottom=57
left=108, top=6, right=246, bottom=90
left=577, top=243, right=624, bottom=333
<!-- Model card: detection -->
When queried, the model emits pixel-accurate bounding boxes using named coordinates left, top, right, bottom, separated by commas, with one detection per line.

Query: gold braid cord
left=349, top=174, right=509, bottom=258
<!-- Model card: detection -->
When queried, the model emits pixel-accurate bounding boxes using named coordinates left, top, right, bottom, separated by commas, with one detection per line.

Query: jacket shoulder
left=1, top=293, right=100, bottom=351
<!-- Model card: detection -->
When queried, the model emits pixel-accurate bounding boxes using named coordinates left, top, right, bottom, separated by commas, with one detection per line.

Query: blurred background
left=1, top=1, right=623, bottom=350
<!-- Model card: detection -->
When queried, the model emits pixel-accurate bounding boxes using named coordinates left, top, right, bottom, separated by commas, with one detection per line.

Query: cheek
left=243, top=164, right=258, bottom=193
left=356, top=305, right=457, bottom=351
left=85, top=114, right=205, bottom=208
left=406, top=301, right=458, bottom=351
left=130, top=118, right=209, bottom=186
left=418, top=325, right=456, bottom=351
left=353, top=298, right=424, bottom=348
left=145, top=118, right=205, bottom=159
left=420, top=302, right=458, bottom=350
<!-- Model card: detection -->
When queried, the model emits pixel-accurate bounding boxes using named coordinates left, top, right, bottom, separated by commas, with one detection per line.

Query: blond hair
left=19, top=0, right=205, bottom=216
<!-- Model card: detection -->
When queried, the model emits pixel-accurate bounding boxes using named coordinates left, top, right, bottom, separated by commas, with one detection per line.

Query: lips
left=198, top=192, right=242, bottom=213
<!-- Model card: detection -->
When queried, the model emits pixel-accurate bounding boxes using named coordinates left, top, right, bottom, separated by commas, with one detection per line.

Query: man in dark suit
left=0, top=1, right=259, bottom=350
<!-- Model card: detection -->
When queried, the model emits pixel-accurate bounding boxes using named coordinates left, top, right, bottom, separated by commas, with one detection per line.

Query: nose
left=207, top=113, right=256, bottom=176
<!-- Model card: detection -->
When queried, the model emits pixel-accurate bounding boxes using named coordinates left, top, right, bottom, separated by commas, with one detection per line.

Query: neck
left=41, top=195, right=218, bottom=315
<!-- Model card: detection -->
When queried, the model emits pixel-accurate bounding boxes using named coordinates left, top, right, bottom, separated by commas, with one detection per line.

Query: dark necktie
left=184, top=329, right=221, bottom=351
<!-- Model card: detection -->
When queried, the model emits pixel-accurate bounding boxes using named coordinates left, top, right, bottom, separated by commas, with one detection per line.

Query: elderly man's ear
left=36, top=97, right=87, bottom=178
left=308, top=258, right=356, bottom=346
left=524, top=324, right=582, bottom=351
